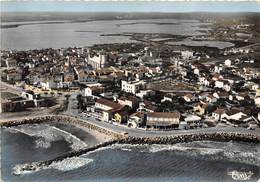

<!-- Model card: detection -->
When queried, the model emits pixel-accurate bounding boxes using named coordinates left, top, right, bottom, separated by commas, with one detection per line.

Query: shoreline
left=2, top=115, right=259, bottom=175
left=0, top=115, right=123, bottom=139
left=1, top=115, right=259, bottom=142
left=9, top=131, right=260, bottom=175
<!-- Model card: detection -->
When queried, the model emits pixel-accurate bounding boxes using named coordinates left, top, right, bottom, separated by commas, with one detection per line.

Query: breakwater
left=118, top=132, right=260, bottom=144
left=12, top=139, right=118, bottom=175
left=2, top=115, right=260, bottom=175
left=0, top=115, right=123, bottom=139
left=11, top=131, right=259, bottom=175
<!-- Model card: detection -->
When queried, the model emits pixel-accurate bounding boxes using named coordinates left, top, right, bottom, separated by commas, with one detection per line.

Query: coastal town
left=1, top=3, right=260, bottom=181
left=1, top=19, right=260, bottom=133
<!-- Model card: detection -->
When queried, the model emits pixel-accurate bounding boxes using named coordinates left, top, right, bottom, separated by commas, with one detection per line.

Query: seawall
left=0, top=115, right=123, bottom=139
left=13, top=139, right=118, bottom=175
left=118, top=132, right=260, bottom=144
left=2, top=115, right=260, bottom=175
left=12, top=131, right=259, bottom=175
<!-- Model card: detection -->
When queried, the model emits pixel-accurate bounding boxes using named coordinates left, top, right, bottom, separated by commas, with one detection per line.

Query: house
left=95, top=98, right=123, bottom=122
left=138, top=100, right=157, bottom=113
left=121, top=80, right=144, bottom=94
left=127, top=112, right=145, bottom=128
left=198, top=77, right=210, bottom=86
left=181, top=50, right=193, bottom=59
left=194, top=68, right=200, bottom=75
left=108, top=71, right=125, bottom=81
left=0, top=98, right=35, bottom=113
left=224, top=59, right=232, bottom=67
left=223, top=82, right=231, bottom=92
left=251, top=84, right=259, bottom=91
left=83, top=86, right=104, bottom=97
left=26, top=72, right=42, bottom=85
left=63, top=72, right=75, bottom=84
left=213, top=92, right=229, bottom=100
left=136, top=90, right=155, bottom=99
left=146, top=112, right=180, bottom=129
left=222, top=108, right=247, bottom=121
left=5, top=58, right=17, bottom=68
left=117, top=95, right=140, bottom=109
left=215, top=80, right=224, bottom=89
left=5, top=69, right=22, bottom=82
left=39, top=80, right=53, bottom=91
left=95, top=98, right=122, bottom=111
left=183, top=114, right=202, bottom=128
left=87, top=52, right=107, bottom=69
left=199, top=92, right=209, bottom=101
left=236, top=92, right=248, bottom=101
left=214, top=65, right=223, bottom=73
left=212, top=108, right=226, bottom=121
left=205, top=94, right=217, bottom=103
left=179, top=121, right=189, bottom=130
left=113, top=110, right=129, bottom=124
left=77, top=70, right=89, bottom=82
left=21, top=90, right=40, bottom=100
left=161, top=95, right=174, bottom=103
left=147, top=66, right=162, bottom=75
left=212, top=74, right=223, bottom=81
left=183, top=114, right=201, bottom=123
left=193, top=102, right=208, bottom=115
left=183, top=93, right=196, bottom=103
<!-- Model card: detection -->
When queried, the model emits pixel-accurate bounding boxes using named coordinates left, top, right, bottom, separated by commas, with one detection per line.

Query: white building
left=194, top=68, right=200, bottom=75
left=223, top=83, right=231, bottom=92
left=225, top=59, right=232, bottom=67
left=215, top=80, right=224, bottom=89
left=212, top=108, right=225, bottom=121
left=222, top=109, right=247, bottom=121
left=83, top=86, right=103, bottom=97
left=214, top=66, right=223, bottom=73
left=87, top=52, right=107, bottom=69
left=95, top=98, right=123, bottom=121
left=121, top=80, right=144, bottom=94
left=128, top=112, right=144, bottom=128
left=181, top=51, right=193, bottom=59
left=117, top=96, right=139, bottom=109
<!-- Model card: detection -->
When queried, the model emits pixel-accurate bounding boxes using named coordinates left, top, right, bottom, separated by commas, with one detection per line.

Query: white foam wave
left=48, top=157, right=93, bottom=171
left=12, top=157, right=93, bottom=175
left=106, top=143, right=260, bottom=166
left=7, top=124, right=88, bottom=150
left=146, top=144, right=260, bottom=166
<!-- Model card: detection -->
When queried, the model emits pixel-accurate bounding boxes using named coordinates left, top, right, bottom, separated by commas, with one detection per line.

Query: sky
left=1, top=1, right=260, bottom=13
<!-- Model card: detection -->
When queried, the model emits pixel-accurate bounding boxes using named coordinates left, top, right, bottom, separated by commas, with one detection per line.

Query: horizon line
left=2, top=11, right=260, bottom=13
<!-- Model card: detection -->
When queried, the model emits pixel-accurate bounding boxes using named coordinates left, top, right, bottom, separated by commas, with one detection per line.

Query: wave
left=12, top=157, right=93, bottom=175
left=103, top=143, right=260, bottom=167
left=7, top=124, right=88, bottom=150
left=48, top=157, right=93, bottom=172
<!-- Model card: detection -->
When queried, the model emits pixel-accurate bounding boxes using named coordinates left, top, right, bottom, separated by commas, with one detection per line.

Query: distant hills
left=1, top=12, right=260, bottom=23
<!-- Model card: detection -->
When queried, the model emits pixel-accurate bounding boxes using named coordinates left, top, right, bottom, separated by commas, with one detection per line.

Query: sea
left=1, top=19, right=234, bottom=50
left=1, top=123, right=259, bottom=182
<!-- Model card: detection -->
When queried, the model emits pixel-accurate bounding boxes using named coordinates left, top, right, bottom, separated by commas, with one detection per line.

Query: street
left=1, top=82, right=259, bottom=138
left=65, top=93, right=260, bottom=138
